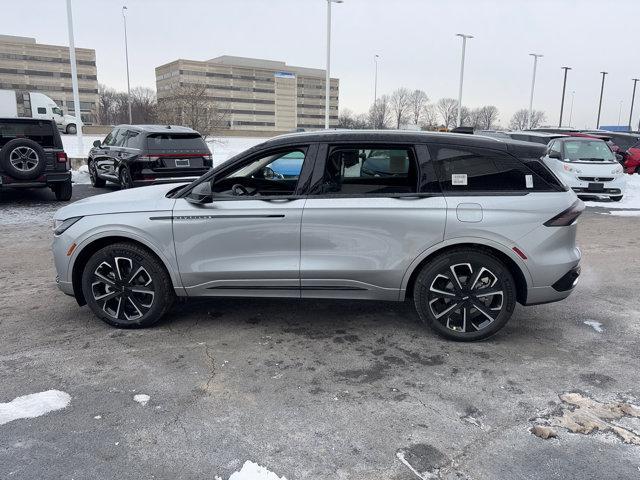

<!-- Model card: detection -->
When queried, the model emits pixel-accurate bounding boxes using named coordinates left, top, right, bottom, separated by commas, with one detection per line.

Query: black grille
left=578, top=177, right=613, bottom=182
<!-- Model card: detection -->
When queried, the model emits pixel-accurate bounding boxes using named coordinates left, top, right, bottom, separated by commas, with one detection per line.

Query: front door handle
left=261, top=198, right=294, bottom=203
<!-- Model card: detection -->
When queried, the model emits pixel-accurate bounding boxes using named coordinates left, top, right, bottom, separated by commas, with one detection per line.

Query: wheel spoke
left=433, top=301, right=459, bottom=320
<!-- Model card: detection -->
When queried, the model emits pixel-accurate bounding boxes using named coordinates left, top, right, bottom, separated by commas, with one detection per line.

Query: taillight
left=138, top=155, right=160, bottom=162
left=56, top=151, right=68, bottom=163
left=544, top=200, right=585, bottom=227
left=203, top=153, right=213, bottom=166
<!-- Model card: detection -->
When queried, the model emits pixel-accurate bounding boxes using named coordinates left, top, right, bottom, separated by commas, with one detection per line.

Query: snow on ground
left=226, top=461, right=287, bottom=480
left=583, top=320, right=604, bottom=333
left=0, top=390, right=71, bottom=426
left=71, top=164, right=90, bottom=184
left=583, top=173, right=640, bottom=214
left=133, top=394, right=150, bottom=406
left=62, top=135, right=103, bottom=158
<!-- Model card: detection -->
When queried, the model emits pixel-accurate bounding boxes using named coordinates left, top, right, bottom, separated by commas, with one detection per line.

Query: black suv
left=0, top=118, right=72, bottom=200
left=88, top=125, right=213, bottom=189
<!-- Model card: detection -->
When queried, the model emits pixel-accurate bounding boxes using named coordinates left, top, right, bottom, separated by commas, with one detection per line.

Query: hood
left=564, top=160, right=622, bottom=177
left=54, top=183, right=185, bottom=220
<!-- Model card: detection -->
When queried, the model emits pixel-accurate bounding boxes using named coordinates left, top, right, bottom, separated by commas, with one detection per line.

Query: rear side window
left=432, top=145, right=561, bottom=193
left=315, top=146, right=417, bottom=195
left=146, top=133, right=207, bottom=152
left=0, top=120, right=56, bottom=148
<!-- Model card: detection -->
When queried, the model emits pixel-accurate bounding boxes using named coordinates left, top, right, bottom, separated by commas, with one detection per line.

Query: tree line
left=339, top=87, right=547, bottom=131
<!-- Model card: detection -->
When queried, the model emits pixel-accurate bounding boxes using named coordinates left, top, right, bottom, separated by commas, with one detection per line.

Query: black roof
left=258, top=129, right=546, bottom=157
left=114, top=124, right=199, bottom=134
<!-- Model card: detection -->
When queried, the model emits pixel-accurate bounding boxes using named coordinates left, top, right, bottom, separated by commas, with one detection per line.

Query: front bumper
left=56, top=275, right=75, bottom=296
left=558, top=172, right=626, bottom=197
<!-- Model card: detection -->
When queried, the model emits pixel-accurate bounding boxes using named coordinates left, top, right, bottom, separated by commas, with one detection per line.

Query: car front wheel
left=81, top=242, right=175, bottom=328
left=413, top=248, right=516, bottom=341
left=88, top=159, right=106, bottom=187
left=119, top=167, right=134, bottom=189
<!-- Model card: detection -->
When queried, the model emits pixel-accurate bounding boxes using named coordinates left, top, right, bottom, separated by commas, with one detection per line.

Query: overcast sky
left=6, top=0, right=639, bottom=129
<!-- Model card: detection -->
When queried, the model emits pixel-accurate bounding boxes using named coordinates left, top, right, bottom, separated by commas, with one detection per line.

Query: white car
left=543, top=137, right=626, bottom=201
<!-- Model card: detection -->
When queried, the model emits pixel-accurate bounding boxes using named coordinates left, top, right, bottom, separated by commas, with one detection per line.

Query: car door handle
left=392, top=195, right=422, bottom=200
left=260, top=198, right=294, bottom=203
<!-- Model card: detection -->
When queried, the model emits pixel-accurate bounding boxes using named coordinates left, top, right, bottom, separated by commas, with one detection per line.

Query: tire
left=412, top=248, right=516, bottom=341
left=81, top=242, right=175, bottom=328
left=119, top=166, right=134, bottom=190
left=52, top=179, right=73, bottom=201
left=66, top=124, right=77, bottom=135
left=610, top=196, right=623, bottom=202
left=88, top=159, right=106, bottom=187
left=0, top=138, right=47, bottom=180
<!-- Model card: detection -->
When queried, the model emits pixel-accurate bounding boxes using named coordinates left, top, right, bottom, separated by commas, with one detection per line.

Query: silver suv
left=52, top=131, right=583, bottom=341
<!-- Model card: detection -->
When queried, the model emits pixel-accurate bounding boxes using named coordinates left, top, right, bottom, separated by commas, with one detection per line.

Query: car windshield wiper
left=578, top=157, right=605, bottom=161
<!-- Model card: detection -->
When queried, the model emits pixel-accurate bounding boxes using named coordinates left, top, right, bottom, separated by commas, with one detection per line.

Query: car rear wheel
left=413, top=249, right=516, bottom=341
left=52, top=179, right=72, bottom=201
left=119, top=167, right=134, bottom=189
left=88, top=159, right=106, bottom=187
left=81, top=242, right=175, bottom=328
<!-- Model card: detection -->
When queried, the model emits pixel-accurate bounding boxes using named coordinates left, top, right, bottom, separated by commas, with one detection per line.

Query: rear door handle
left=261, top=198, right=294, bottom=203
left=392, top=195, right=422, bottom=200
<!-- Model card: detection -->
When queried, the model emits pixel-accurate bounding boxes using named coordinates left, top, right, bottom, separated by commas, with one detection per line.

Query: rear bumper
left=132, top=168, right=209, bottom=186
left=524, top=265, right=580, bottom=305
left=0, top=171, right=71, bottom=188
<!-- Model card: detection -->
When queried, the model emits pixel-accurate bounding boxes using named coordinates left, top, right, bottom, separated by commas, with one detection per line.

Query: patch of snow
left=583, top=320, right=604, bottom=333
left=207, top=137, right=266, bottom=167
left=584, top=173, right=640, bottom=216
left=71, top=164, right=91, bottom=184
left=61, top=135, right=104, bottom=158
left=0, top=390, right=71, bottom=426
left=228, top=461, right=287, bottom=480
left=133, top=394, right=150, bottom=406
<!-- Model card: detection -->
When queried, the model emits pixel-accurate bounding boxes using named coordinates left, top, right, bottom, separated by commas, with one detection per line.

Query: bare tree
left=459, top=105, right=472, bottom=127
left=130, top=87, right=157, bottom=124
left=338, top=109, right=369, bottom=129
left=436, top=98, right=458, bottom=129
left=157, top=83, right=229, bottom=138
left=478, top=105, right=500, bottom=129
left=509, top=108, right=546, bottom=130
left=408, top=89, right=429, bottom=126
left=419, top=104, right=438, bottom=130
left=369, top=94, right=391, bottom=129
left=389, top=87, right=412, bottom=129
left=98, top=84, right=120, bottom=125
left=467, top=107, right=484, bottom=129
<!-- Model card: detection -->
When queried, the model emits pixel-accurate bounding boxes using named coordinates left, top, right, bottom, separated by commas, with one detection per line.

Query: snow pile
left=71, top=164, right=91, bottom=184
left=227, top=461, right=287, bottom=480
left=62, top=135, right=103, bottom=158
left=0, top=390, right=71, bottom=426
left=133, top=394, right=150, bottom=406
left=583, top=173, right=640, bottom=213
left=207, top=137, right=265, bottom=167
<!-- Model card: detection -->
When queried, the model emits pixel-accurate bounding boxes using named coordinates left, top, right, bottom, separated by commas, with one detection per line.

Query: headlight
left=563, top=164, right=581, bottom=174
left=53, top=216, right=82, bottom=235
left=611, top=166, right=623, bottom=174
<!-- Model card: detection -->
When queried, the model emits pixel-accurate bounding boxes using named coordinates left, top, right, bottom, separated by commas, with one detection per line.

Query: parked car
left=87, top=125, right=213, bottom=189
left=0, top=117, right=72, bottom=200
left=543, top=137, right=625, bottom=201
left=623, top=141, right=640, bottom=174
left=53, top=130, right=583, bottom=341
left=584, top=131, right=640, bottom=166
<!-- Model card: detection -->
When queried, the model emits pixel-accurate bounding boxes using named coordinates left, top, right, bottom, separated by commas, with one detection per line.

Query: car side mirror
left=93, top=140, right=101, bottom=147
left=548, top=150, right=562, bottom=160
left=615, top=153, right=623, bottom=162
left=186, top=179, right=213, bottom=204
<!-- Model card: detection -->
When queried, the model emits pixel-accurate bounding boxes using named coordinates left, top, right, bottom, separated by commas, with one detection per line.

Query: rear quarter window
left=146, top=133, right=207, bottom=152
left=0, top=120, right=56, bottom=148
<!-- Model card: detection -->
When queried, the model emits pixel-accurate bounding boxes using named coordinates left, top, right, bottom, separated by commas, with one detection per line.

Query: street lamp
left=629, top=78, right=639, bottom=131
left=455, top=33, right=473, bottom=127
left=617, top=100, right=623, bottom=126
left=373, top=54, right=380, bottom=108
left=596, top=71, right=608, bottom=129
left=325, top=0, right=343, bottom=129
left=122, top=5, right=132, bottom=124
left=559, top=66, right=571, bottom=128
left=568, top=91, right=575, bottom=127
left=65, top=0, right=82, bottom=139
left=528, top=54, right=543, bottom=130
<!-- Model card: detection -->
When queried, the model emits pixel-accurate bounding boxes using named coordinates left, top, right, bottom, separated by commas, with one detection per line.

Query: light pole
left=373, top=54, right=380, bottom=108
left=559, top=66, right=571, bottom=128
left=568, top=91, right=575, bottom=127
left=528, top=53, right=543, bottom=129
left=325, top=0, right=343, bottom=129
left=122, top=6, right=132, bottom=124
left=617, top=100, right=623, bottom=126
left=596, top=71, right=608, bottom=129
left=455, top=33, right=473, bottom=127
left=65, top=0, right=82, bottom=139
left=629, top=78, right=639, bottom=131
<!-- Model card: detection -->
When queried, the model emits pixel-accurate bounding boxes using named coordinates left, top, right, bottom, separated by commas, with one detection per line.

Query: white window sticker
left=525, top=174, right=533, bottom=188
left=451, top=173, right=468, bottom=186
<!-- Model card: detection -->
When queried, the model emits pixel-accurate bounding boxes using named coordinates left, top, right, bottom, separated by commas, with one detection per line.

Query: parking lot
left=0, top=184, right=638, bottom=479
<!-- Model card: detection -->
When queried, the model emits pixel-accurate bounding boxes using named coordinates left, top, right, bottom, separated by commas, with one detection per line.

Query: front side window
left=103, top=129, right=118, bottom=146
left=112, top=129, right=128, bottom=147
left=563, top=140, right=616, bottom=162
left=52, top=107, right=63, bottom=116
left=211, top=147, right=308, bottom=197
left=433, top=145, right=552, bottom=192
left=316, top=146, right=417, bottom=195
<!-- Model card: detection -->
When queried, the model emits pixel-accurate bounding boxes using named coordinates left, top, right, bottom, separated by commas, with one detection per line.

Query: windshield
left=563, top=140, right=616, bottom=162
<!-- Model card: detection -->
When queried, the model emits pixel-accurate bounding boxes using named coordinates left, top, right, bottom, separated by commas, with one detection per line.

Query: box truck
left=0, top=89, right=80, bottom=134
